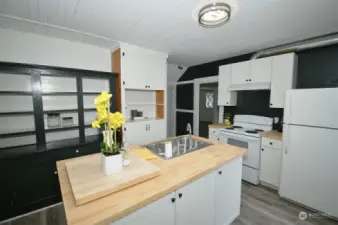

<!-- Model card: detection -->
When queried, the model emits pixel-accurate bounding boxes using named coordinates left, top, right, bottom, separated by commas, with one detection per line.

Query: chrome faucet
left=186, top=123, right=192, bottom=138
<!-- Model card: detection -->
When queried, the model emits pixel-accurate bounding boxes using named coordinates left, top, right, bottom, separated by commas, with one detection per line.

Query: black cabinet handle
left=171, top=197, right=176, bottom=203
left=249, top=79, right=252, bottom=81
left=178, top=193, right=183, bottom=198
left=123, top=81, right=125, bottom=85
left=218, top=171, right=222, bottom=175
left=270, top=142, right=272, bottom=145
left=270, top=103, right=273, bottom=106
left=246, top=79, right=248, bottom=82
left=261, top=148, right=264, bottom=151
left=217, top=138, right=220, bottom=141
left=226, top=102, right=229, bottom=104
left=124, top=127, right=126, bottom=131
left=122, top=52, right=125, bottom=56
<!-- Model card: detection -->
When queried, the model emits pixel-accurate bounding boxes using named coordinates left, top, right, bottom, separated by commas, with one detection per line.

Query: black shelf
left=0, top=134, right=102, bottom=159
left=84, top=108, right=96, bottom=111
left=0, top=111, right=34, bottom=116
left=45, top=125, right=79, bottom=133
left=83, top=92, right=102, bottom=95
left=44, top=109, right=78, bottom=114
left=0, top=130, right=36, bottom=138
left=84, top=124, right=92, bottom=128
left=41, top=92, right=77, bottom=96
left=0, top=91, right=32, bottom=95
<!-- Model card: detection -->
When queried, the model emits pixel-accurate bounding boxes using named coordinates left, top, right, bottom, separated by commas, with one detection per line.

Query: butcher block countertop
left=262, top=130, right=283, bottom=140
left=208, top=123, right=226, bottom=128
left=56, top=136, right=247, bottom=225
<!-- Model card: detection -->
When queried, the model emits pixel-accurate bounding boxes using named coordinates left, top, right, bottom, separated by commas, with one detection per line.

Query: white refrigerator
left=280, top=88, right=338, bottom=218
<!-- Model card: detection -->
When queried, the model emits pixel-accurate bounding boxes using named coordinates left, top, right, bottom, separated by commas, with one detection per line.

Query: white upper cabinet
left=120, top=43, right=167, bottom=90
left=121, top=47, right=147, bottom=89
left=250, top=57, right=272, bottom=83
left=230, top=61, right=250, bottom=85
left=145, top=56, right=167, bottom=90
left=218, top=65, right=237, bottom=106
left=270, top=53, right=297, bottom=108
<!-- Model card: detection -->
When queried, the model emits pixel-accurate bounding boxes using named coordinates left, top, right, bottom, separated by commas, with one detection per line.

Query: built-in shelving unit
left=0, top=63, right=116, bottom=153
left=124, top=89, right=165, bottom=122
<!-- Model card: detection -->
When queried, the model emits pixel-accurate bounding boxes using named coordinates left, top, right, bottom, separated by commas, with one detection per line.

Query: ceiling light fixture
left=198, top=1, right=231, bottom=28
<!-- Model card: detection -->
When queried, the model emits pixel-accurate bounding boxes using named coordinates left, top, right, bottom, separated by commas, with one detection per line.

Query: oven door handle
left=220, top=131, right=259, bottom=142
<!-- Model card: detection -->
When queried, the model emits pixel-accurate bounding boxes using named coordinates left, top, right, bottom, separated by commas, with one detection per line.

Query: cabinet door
left=260, top=146, right=282, bottom=187
left=111, top=192, right=175, bottom=225
left=145, top=56, right=166, bottom=90
left=215, top=157, right=242, bottom=225
left=175, top=172, right=215, bottom=225
left=231, top=61, right=250, bottom=85
left=209, top=134, right=218, bottom=141
left=250, top=57, right=272, bottom=83
left=124, top=121, right=147, bottom=145
left=270, top=53, right=296, bottom=108
left=121, top=48, right=147, bottom=89
left=148, top=119, right=166, bottom=143
left=218, top=65, right=237, bottom=106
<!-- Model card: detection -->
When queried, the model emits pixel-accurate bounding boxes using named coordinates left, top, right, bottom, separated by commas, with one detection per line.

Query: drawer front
left=209, top=128, right=220, bottom=137
left=209, top=134, right=220, bottom=142
left=262, top=137, right=282, bottom=149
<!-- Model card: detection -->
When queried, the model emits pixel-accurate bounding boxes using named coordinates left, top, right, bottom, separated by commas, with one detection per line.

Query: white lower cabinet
left=209, top=134, right=219, bottom=142
left=260, top=137, right=282, bottom=188
left=111, top=192, right=175, bottom=225
left=175, top=172, right=215, bottom=225
left=260, top=146, right=282, bottom=187
left=124, top=119, right=165, bottom=145
left=209, top=127, right=221, bottom=142
left=110, top=157, right=243, bottom=225
left=215, top=157, right=242, bottom=225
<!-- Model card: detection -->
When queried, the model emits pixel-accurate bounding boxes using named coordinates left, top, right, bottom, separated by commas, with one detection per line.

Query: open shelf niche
left=125, top=89, right=164, bottom=123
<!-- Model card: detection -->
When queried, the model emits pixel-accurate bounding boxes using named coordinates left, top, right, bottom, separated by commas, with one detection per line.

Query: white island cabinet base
left=111, top=157, right=243, bottom=225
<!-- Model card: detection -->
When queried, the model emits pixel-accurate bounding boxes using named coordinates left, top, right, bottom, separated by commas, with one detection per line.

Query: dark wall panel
left=176, top=83, right=194, bottom=110
left=297, top=44, right=338, bottom=88
left=223, top=91, right=283, bottom=121
left=176, top=112, right=193, bottom=136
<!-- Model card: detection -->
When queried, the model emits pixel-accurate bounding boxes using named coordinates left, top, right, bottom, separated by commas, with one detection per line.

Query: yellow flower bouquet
left=92, top=91, right=125, bottom=156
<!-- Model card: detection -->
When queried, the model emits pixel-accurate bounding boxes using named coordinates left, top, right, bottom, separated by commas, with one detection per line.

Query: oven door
left=220, top=131, right=261, bottom=169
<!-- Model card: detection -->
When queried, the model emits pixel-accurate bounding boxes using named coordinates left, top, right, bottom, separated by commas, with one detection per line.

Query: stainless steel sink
left=143, top=135, right=213, bottom=160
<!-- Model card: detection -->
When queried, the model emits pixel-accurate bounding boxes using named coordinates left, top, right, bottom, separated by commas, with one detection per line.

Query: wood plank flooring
left=1, top=182, right=337, bottom=225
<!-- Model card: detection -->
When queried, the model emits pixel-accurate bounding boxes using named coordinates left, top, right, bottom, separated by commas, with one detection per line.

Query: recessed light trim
left=198, top=2, right=231, bottom=28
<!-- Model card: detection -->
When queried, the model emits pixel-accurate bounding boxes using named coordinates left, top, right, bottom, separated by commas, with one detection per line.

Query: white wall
left=0, top=28, right=111, bottom=72
left=167, top=63, right=188, bottom=137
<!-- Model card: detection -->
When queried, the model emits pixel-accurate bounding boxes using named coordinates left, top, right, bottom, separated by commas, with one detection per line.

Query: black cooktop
left=245, top=130, right=258, bottom=134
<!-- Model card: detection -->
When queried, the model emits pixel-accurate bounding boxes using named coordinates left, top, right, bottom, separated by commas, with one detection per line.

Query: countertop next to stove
left=208, top=123, right=227, bottom=129
left=262, top=130, right=283, bottom=140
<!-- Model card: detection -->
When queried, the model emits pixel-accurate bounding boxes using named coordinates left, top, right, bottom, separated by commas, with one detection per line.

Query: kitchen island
left=57, top=136, right=247, bottom=225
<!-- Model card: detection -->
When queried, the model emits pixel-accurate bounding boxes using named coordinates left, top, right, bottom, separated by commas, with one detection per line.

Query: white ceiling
left=0, top=0, right=338, bottom=66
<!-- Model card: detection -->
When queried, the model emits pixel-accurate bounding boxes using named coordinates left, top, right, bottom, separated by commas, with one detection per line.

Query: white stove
left=220, top=115, right=273, bottom=185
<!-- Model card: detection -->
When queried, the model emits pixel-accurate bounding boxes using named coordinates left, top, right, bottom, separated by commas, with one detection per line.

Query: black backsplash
left=223, top=91, right=283, bottom=122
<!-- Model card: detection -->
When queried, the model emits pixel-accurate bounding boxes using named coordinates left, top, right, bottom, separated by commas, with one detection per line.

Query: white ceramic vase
left=101, top=153, right=122, bottom=175
left=102, top=130, right=114, bottom=147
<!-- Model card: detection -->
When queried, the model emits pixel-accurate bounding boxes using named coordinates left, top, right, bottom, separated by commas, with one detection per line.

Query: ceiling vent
left=192, top=0, right=239, bottom=28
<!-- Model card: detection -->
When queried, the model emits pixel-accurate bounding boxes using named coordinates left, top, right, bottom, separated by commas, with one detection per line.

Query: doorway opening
left=199, top=82, right=219, bottom=138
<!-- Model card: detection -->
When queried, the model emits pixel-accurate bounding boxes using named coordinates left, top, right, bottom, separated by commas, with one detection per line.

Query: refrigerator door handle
left=283, top=125, right=289, bottom=155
